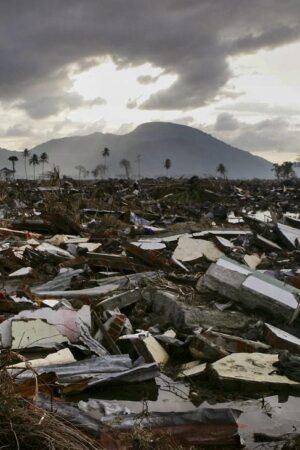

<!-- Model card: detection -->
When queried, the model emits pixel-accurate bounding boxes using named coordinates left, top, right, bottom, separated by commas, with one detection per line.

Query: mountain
left=0, top=122, right=273, bottom=179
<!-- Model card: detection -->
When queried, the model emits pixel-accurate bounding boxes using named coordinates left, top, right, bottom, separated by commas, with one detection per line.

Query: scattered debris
left=0, top=177, right=300, bottom=448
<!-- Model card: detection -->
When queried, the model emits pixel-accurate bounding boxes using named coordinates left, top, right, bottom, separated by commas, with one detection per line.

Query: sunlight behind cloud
left=67, top=57, right=178, bottom=129
left=226, top=41, right=300, bottom=122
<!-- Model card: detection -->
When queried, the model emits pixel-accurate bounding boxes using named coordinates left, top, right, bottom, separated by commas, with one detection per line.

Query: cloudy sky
left=1, top=0, right=300, bottom=162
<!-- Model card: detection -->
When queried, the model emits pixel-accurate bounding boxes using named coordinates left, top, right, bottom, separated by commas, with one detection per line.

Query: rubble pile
left=1, top=177, right=300, bottom=449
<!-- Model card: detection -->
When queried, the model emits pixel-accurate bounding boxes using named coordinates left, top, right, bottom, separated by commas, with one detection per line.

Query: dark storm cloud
left=1, top=0, right=300, bottom=115
left=17, top=93, right=106, bottom=119
left=230, top=25, right=300, bottom=54
left=212, top=113, right=300, bottom=153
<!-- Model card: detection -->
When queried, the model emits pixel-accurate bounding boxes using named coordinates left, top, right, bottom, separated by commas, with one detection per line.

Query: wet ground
left=67, top=376, right=300, bottom=449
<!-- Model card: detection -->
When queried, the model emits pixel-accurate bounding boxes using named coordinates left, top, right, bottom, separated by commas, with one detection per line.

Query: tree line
left=6, top=145, right=299, bottom=181
left=272, top=161, right=296, bottom=180
left=74, top=147, right=174, bottom=180
left=8, top=150, right=49, bottom=180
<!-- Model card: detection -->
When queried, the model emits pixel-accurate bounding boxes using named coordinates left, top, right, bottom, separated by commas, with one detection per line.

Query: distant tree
left=135, top=154, right=142, bottom=179
left=272, top=163, right=282, bottom=180
left=164, top=158, right=171, bottom=176
left=84, top=169, right=90, bottom=179
left=2, top=167, right=14, bottom=182
left=8, top=155, right=18, bottom=177
left=119, top=158, right=131, bottom=179
left=91, top=168, right=98, bottom=179
left=102, top=147, right=110, bottom=177
left=96, top=164, right=107, bottom=179
left=23, top=148, right=29, bottom=180
left=40, top=152, right=49, bottom=177
left=216, top=163, right=227, bottom=179
left=29, top=154, right=39, bottom=180
left=281, top=161, right=295, bottom=179
left=272, top=161, right=295, bottom=180
left=75, top=165, right=85, bottom=180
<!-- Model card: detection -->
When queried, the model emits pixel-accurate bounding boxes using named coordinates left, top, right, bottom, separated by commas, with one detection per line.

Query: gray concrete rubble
left=1, top=177, right=300, bottom=447
left=209, top=353, right=300, bottom=391
left=202, top=256, right=300, bottom=322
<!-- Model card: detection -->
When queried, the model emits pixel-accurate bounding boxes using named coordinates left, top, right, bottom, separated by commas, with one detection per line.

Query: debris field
left=1, top=177, right=300, bottom=449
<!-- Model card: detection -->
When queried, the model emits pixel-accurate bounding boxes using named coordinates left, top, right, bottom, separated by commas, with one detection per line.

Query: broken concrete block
left=173, top=236, right=224, bottom=263
left=276, top=222, right=300, bottom=249
left=177, top=361, right=206, bottom=379
left=142, top=287, right=202, bottom=331
left=143, top=335, right=170, bottom=365
left=118, top=333, right=170, bottom=366
left=210, top=353, right=300, bottom=390
left=264, top=323, right=300, bottom=354
left=284, top=214, right=300, bottom=229
left=202, top=257, right=300, bottom=323
left=9, top=267, right=34, bottom=277
left=189, top=335, right=229, bottom=362
left=131, top=241, right=166, bottom=251
left=244, top=253, right=262, bottom=270
left=202, top=329, right=270, bottom=353
left=98, top=289, right=141, bottom=311
left=213, top=236, right=234, bottom=252
left=215, top=256, right=253, bottom=275
left=255, top=234, right=282, bottom=252
left=242, top=273, right=300, bottom=322
left=11, top=318, right=69, bottom=349
left=200, top=261, right=248, bottom=303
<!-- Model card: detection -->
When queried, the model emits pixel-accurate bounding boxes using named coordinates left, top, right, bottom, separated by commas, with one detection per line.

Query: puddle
left=67, top=377, right=300, bottom=449
left=67, top=375, right=194, bottom=413
left=222, top=395, right=300, bottom=449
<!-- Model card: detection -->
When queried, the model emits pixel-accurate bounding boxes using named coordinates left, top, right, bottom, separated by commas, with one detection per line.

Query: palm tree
left=216, top=163, right=227, bottom=179
left=29, top=154, right=39, bottom=180
left=164, top=158, right=171, bottom=176
left=8, top=155, right=18, bottom=177
left=23, top=149, right=29, bottom=180
left=40, top=152, right=49, bottom=177
left=119, top=159, right=131, bottom=179
left=75, top=165, right=85, bottom=180
left=102, top=147, right=110, bottom=178
left=135, top=154, right=142, bottom=179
